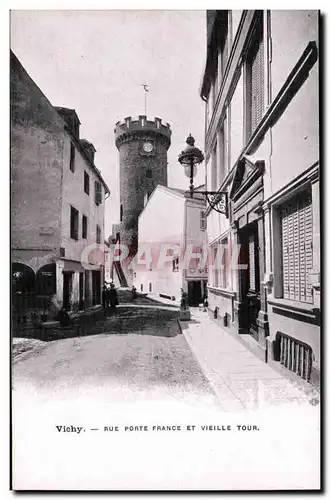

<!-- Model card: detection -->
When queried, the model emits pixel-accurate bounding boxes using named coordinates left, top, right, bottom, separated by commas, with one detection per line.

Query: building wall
left=270, top=11, right=318, bottom=99
left=11, top=51, right=108, bottom=312
left=138, top=187, right=185, bottom=246
left=263, top=11, right=319, bottom=198
left=201, top=11, right=320, bottom=379
left=185, top=200, right=208, bottom=282
left=11, top=51, right=64, bottom=257
left=135, top=187, right=185, bottom=297
left=265, top=66, right=318, bottom=197
left=60, top=137, right=106, bottom=265
left=262, top=11, right=320, bottom=368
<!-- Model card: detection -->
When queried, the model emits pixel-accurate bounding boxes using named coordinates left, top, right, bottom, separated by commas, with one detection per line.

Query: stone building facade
left=200, top=11, right=319, bottom=387
left=11, top=51, right=110, bottom=316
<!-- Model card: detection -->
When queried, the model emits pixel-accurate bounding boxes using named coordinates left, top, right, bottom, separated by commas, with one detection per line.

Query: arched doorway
left=12, top=263, right=36, bottom=320
left=12, top=263, right=35, bottom=294
left=36, top=263, right=56, bottom=295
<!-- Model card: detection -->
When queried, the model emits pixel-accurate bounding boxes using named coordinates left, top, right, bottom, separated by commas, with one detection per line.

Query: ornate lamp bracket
left=198, top=190, right=228, bottom=217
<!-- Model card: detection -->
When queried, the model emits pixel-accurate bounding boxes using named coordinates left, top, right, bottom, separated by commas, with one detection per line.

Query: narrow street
left=12, top=292, right=218, bottom=408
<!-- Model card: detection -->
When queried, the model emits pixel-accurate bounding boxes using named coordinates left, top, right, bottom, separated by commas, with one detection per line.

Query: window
left=149, top=283, right=152, bottom=292
left=96, top=224, right=101, bottom=244
left=280, top=189, right=313, bottom=303
left=217, top=23, right=229, bottom=88
left=200, top=211, right=206, bottom=230
left=218, top=115, right=228, bottom=183
left=206, top=99, right=210, bottom=128
left=212, top=245, right=219, bottom=287
left=141, top=283, right=143, bottom=292
left=245, top=14, right=264, bottom=140
left=84, top=172, right=90, bottom=195
left=211, top=238, right=229, bottom=289
left=211, top=74, right=217, bottom=111
left=70, top=206, right=79, bottom=240
left=95, top=181, right=102, bottom=205
left=211, top=142, right=217, bottom=190
left=70, top=142, right=75, bottom=172
left=82, top=215, right=88, bottom=239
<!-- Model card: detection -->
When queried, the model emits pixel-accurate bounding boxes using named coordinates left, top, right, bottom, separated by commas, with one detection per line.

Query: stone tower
left=115, top=115, right=171, bottom=252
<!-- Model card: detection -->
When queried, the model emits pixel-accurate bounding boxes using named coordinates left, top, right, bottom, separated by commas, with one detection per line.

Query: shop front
left=230, top=156, right=269, bottom=360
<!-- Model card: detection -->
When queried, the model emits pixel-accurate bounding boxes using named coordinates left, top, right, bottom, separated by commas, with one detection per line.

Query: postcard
left=11, top=9, right=321, bottom=491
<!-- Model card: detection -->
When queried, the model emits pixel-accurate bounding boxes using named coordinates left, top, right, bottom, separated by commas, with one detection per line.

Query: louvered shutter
left=248, top=234, right=256, bottom=291
left=281, top=190, right=313, bottom=303
left=200, top=211, right=206, bottom=230
left=95, top=181, right=102, bottom=205
left=213, top=246, right=218, bottom=287
left=250, top=33, right=264, bottom=134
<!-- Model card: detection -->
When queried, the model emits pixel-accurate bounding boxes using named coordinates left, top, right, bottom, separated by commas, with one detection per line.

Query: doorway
left=63, top=272, right=73, bottom=310
left=79, top=272, right=84, bottom=310
left=187, top=281, right=202, bottom=307
left=92, top=270, right=101, bottom=305
left=239, top=222, right=261, bottom=340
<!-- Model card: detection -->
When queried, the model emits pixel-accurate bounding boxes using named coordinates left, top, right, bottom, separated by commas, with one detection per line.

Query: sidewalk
left=180, top=308, right=319, bottom=412
left=144, top=293, right=180, bottom=308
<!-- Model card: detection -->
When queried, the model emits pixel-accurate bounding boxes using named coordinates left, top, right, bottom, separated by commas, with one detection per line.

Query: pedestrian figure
left=131, top=285, right=137, bottom=300
left=108, top=283, right=119, bottom=308
left=102, top=285, right=108, bottom=309
left=57, top=308, right=71, bottom=327
left=203, top=297, right=209, bottom=312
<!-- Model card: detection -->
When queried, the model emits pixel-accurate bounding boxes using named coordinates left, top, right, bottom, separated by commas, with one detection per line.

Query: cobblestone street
left=12, top=294, right=218, bottom=409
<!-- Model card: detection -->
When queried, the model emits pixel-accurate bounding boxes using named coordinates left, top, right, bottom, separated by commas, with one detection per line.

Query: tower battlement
left=115, top=115, right=171, bottom=149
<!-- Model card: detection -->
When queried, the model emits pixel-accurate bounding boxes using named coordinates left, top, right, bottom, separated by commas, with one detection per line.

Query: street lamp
left=178, top=134, right=228, bottom=217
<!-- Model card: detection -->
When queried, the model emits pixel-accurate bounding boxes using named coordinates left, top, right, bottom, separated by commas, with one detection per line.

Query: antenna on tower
left=141, top=81, right=149, bottom=116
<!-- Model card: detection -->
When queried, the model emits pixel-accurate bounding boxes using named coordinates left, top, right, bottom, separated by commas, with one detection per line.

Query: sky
left=10, top=10, right=207, bottom=237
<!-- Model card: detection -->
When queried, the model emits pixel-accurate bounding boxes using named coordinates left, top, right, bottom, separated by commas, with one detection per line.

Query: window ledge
left=268, top=297, right=319, bottom=315
left=207, top=286, right=236, bottom=299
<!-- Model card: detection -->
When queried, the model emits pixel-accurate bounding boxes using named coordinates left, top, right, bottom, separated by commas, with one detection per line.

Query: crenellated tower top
left=115, top=115, right=171, bottom=149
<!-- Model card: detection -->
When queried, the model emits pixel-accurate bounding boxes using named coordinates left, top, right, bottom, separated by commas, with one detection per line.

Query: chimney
left=80, top=139, right=96, bottom=164
left=55, top=107, right=80, bottom=139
